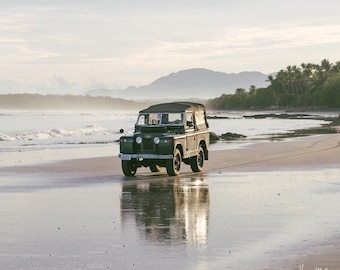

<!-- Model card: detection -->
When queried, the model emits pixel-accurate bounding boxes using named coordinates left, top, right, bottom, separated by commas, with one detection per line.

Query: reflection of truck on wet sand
left=120, top=177, right=209, bottom=244
left=118, top=102, right=210, bottom=176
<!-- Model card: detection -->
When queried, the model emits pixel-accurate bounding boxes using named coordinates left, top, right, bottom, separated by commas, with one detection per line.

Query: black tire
left=122, top=160, right=137, bottom=176
left=166, top=148, right=181, bottom=176
left=150, top=163, right=161, bottom=172
left=191, top=146, right=204, bottom=172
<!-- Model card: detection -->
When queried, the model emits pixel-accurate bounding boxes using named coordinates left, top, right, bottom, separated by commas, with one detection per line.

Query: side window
left=186, top=112, right=194, bottom=129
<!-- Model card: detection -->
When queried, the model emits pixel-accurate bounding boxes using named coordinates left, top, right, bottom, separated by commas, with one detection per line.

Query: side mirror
left=119, top=129, right=124, bottom=134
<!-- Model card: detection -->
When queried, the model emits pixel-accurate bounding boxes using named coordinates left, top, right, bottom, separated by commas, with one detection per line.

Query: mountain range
left=85, top=68, right=269, bottom=100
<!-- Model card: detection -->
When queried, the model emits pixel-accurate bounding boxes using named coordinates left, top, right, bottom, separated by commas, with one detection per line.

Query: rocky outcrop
left=210, top=131, right=247, bottom=142
left=221, top=132, right=247, bottom=141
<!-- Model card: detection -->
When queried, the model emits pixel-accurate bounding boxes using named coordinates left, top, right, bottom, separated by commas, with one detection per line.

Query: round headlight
left=153, top=137, right=160, bottom=144
left=135, top=136, right=142, bottom=144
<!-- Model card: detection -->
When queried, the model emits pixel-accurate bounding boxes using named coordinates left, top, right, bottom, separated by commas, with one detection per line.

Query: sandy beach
left=1, top=134, right=340, bottom=269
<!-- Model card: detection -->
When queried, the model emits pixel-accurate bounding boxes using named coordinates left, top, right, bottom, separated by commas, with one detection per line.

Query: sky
left=1, top=0, right=340, bottom=94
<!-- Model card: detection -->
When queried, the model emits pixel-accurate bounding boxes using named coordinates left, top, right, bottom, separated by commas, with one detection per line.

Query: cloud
left=124, top=24, right=340, bottom=65
left=235, top=24, right=340, bottom=52
left=1, top=1, right=340, bottom=90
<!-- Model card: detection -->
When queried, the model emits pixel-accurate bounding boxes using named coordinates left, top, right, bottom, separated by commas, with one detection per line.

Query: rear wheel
left=191, top=146, right=204, bottom=172
left=122, top=160, right=137, bottom=176
left=166, top=149, right=181, bottom=176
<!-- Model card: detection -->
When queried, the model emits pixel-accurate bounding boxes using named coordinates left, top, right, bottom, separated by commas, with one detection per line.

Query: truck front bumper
left=119, top=153, right=173, bottom=160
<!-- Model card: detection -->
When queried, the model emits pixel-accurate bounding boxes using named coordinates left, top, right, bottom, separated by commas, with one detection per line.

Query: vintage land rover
left=119, top=102, right=210, bottom=176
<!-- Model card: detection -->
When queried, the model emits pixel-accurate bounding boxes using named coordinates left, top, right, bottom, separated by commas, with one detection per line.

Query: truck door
left=185, top=112, right=197, bottom=157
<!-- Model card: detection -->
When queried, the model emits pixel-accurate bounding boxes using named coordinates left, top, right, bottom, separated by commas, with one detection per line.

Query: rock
left=221, top=132, right=246, bottom=140
left=209, top=132, right=220, bottom=143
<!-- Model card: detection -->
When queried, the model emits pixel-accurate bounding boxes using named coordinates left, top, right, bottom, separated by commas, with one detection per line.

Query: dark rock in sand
left=221, top=132, right=247, bottom=140
left=210, top=132, right=220, bottom=143
left=207, top=115, right=230, bottom=119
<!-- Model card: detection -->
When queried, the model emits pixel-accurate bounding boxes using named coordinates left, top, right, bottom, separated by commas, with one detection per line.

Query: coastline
left=3, top=133, right=338, bottom=174
left=1, top=133, right=340, bottom=269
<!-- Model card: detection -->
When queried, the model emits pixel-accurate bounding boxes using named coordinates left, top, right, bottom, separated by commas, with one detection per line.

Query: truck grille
left=143, top=137, right=154, bottom=151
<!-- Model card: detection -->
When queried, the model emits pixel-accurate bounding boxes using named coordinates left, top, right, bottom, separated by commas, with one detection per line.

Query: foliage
left=207, top=59, right=340, bottom=110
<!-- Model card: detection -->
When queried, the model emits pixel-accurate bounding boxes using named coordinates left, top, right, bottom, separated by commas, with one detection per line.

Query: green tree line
left=207, top=59, right=340, bottom=110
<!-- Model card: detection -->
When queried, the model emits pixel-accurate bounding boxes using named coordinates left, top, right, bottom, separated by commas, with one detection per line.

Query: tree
left=207, top=59, right=340, bottom=110
left=266, top=59, right=340, bottom=108
left=314, top=74, right=340, bottom=107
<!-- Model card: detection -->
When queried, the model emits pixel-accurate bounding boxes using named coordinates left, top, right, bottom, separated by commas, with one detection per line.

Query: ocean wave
left=0, top=125, right=110, bottom=141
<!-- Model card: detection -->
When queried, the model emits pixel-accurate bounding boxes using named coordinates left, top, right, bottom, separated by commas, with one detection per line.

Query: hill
left=85, top=68, right=269, bottom=100
left=0, top=94, right=148, bottom=111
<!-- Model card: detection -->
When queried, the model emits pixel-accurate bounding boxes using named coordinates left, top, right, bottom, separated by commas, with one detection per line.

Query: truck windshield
left=136, top=113, right=184, bottom=126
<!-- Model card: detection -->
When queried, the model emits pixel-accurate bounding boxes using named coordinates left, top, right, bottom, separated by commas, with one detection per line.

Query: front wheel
left=122, top=160, right=137, bottom=176
left=166, top=149, right=181, bottom=176
left=191, top=146, right=204, bottom=172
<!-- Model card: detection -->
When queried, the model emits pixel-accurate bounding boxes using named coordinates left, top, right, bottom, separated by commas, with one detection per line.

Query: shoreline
left=3, top=133, right=338, bottom=173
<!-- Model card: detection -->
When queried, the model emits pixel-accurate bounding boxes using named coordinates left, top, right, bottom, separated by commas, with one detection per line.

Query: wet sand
left=1, top=134, right=340, bottom=269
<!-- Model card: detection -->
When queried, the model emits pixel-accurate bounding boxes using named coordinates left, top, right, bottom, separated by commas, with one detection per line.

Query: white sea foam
left=0, top=125, right=108, bottom=141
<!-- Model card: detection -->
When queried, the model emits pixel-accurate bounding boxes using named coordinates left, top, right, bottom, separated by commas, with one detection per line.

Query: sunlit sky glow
left=1, top=0, right=340, bottom=94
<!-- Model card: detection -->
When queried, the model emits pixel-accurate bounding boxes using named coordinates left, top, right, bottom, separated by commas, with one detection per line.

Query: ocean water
left=0, top=110, right=334, bottom=154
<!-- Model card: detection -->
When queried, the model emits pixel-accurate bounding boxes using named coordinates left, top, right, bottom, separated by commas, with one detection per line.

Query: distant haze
left=85, top=68, right=269, bottom=100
